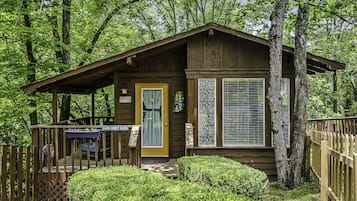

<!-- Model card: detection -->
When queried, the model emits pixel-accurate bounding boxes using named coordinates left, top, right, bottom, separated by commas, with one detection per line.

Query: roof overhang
left=22, top=23, right=345, bottom=94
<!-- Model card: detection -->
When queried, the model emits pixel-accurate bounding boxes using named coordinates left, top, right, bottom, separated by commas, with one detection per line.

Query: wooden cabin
left=22, top=23, right=344, bottom=182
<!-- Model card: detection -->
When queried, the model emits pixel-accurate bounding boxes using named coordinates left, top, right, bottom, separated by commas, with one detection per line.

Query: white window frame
left=222, top=78, right=265, bottom=147
left=198, top=78, right=217, bottom=147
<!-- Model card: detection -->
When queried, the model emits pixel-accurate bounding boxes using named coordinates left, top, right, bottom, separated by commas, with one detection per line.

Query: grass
left=269, top=181, right=320, bottom=201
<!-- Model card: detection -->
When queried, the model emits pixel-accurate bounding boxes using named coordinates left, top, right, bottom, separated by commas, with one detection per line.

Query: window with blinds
left=198, top=79, right=216, bottom=146
left=223, top=78, right=265, bottom=146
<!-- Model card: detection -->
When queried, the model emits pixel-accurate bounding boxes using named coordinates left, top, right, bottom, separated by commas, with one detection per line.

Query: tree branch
left=79, top=0, right=139, bottom=66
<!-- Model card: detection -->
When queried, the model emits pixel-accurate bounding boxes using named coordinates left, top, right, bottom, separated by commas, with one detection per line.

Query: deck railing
left=308, top=116, right=357, bottom=201
left=31, top=124, right=141, bottom=200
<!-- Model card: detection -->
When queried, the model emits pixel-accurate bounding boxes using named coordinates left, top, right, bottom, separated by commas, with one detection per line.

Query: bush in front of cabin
left=177, top=155, right=269, bottom=200
left=67, top=166, right=249, bottom=201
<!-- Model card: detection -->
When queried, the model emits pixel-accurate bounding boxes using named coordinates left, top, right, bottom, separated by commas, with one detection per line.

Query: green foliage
left=177, top=156, right=269, bottom=200
left=67, top=166, right=247, bottom=201
left=269, top=181, right=320, bottom=201
left=0, top=0, right=355, bottom=144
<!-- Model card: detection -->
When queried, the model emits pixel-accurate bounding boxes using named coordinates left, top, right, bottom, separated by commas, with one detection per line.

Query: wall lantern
left=121, top=83, right=128, bottom=95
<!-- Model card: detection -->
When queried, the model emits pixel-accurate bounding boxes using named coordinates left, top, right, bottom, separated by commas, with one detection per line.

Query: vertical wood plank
left=87, top=139, right=90, bottom=169
left=54, top=128, right=59, bottom=180
left=111, top=131, right=114, bottom=166
left=63, top=130, right=67, bottom=175
left=32, top=146, right=39, bottom=201
left=46, top=128, right=51, bottom=181
left=304, top=135, right=311, bottom=178
left=17, top=146, right=23, bottom=200
left=39, top=129, right=43, bottom=175
left=321, top=140, right=328, bottom=201
left=354, top=154, right=357, bottom=201
left=95, top=139, right=99, bottom=167
left=25, top=147, right=30, bottom=201
left=344, top=163, right=349, bottom=201
left=79, top=138, right=82, bottom=170
left=1, top=146, right=8, bottom=201
left=9, top=146, right=16, bottom=201
left=71, top=139, right=74, bottom=173
left=102, top=132, right=106, bottom=166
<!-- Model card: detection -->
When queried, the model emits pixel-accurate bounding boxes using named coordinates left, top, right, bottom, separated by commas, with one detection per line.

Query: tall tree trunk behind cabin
left=60, top=0, right=71, bottom=121
left=101, top=88, right=112, bottom=117
left=268, top=0, right=289, bottom=189
left=22, top=0, right=38, bottom=126
left=290, top=3, right=309, bottom=187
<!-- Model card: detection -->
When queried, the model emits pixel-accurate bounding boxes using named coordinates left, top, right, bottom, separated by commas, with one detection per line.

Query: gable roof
left=22, top=23, right=345, bottom=94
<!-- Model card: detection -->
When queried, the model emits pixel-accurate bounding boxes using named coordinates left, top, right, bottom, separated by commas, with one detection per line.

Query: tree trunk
left=59, top=0, right=71, bottom=121
left=290, top=2, right=309, bottom=187
left=333, top=71, right=337, bottom=113
left=268, top=0, right=288, bottom=188
left=22, top=0, right=38, bottom=126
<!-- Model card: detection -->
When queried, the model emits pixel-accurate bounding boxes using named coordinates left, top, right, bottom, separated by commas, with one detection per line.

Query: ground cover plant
left=269, top=181, right=320, bottom=201
left=177, top=155, right=269, bottom=200
left=67, top=166, right=249, bottom=201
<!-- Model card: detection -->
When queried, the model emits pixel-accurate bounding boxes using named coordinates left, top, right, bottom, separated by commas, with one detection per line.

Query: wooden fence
left=0, top=124, right=141, bottom=201
left=0, top=145, right=34, bottom=201
left=309, top=116, right=357, bottom=201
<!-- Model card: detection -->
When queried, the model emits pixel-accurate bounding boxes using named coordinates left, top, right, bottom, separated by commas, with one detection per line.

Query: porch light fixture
left=121, top=84, right=128, bottom=95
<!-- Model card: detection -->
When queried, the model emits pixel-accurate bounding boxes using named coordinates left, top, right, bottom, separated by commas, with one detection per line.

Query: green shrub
left=177, top=155, right=269, bottom=200
left=67, top=166, right=248, bottom=201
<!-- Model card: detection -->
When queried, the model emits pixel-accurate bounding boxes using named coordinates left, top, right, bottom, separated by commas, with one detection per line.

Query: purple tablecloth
left=65, top=129, right=101, bottom=139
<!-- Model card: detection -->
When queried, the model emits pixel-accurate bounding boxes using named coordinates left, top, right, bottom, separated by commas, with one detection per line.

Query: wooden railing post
left=321, top=140, right=328, bottom=201
left=304, top=135, right=311, bottom=179
left=185, top=123, right=193, bottom=156
left=128, top=126, right=140, bottom=167
left=353, top=154, right=357, bottom=201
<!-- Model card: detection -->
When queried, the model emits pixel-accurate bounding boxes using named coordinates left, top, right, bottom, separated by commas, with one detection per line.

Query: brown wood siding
left=115, top=46, right=187, bottom=158
left=191, top=148, right=277, bottom=177
left=187, top=32, right=294, bottom=72
left=187, top=32, right=295, bottom=148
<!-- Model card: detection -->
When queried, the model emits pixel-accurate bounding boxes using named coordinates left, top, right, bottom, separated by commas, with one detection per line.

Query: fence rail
left=308, top=116, right=357, bottom=201
left=0, top=145, right=34, bottom=201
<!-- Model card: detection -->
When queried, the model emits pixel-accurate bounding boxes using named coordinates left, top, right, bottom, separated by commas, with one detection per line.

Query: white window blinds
left=198, top=79, right=216, bottom=146
left=223, top=78, right=265, bottom=146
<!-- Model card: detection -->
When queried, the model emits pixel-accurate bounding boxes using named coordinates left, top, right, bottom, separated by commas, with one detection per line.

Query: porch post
left=114, top=71, right=120, bottom=125
left=52, top=88, right=57, bottom=124
left=114, top=71, right=121, bottom=159
left=91, top=92, right=95, bottom=125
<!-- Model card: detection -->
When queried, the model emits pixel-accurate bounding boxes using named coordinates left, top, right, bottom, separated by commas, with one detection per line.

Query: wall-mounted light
left=121, top=83, right=128, bottom=95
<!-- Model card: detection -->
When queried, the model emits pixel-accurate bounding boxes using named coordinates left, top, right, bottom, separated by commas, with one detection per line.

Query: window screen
left=223, top=78, right=265, bottom=146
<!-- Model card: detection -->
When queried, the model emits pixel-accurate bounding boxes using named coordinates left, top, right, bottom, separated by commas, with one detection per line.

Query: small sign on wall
left=119, top=96, right=132, bottom=103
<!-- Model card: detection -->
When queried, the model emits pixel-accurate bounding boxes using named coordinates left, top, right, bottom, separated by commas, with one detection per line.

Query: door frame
left=135, top=83, right=169, bottom=157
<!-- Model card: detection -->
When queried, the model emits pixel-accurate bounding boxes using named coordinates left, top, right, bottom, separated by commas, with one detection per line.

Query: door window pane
left=142, top=89, right=163, bottom=147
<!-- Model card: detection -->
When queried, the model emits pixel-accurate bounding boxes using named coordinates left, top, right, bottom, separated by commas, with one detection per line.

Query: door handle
left=164, top=122, right=168, bottom=127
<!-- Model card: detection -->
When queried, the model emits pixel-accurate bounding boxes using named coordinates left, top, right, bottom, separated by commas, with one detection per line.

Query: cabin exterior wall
left=116, top=46, right=187, bottom=158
